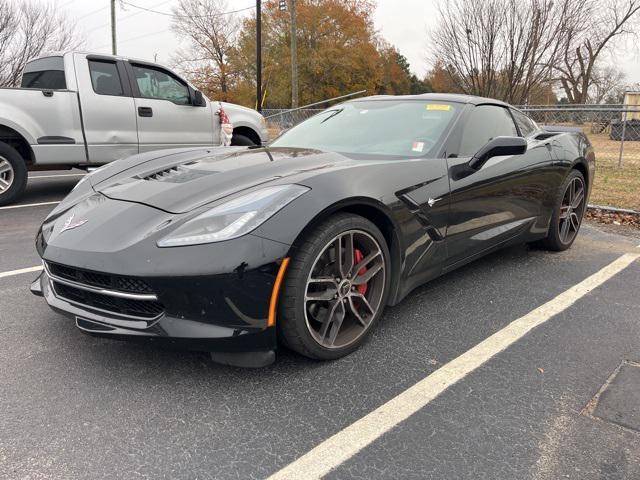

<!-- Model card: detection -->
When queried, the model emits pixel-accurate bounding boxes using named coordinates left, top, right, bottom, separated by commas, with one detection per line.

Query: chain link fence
left=263, top=108, right=323, bottom=139
left=519, top=105, right=640, bottom=168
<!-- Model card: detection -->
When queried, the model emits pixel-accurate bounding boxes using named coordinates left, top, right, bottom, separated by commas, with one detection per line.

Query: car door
left=126, top=62, right=217, bottom=152
left=75, top=54, right=138, bottom=163
left=444, top=104, right=554, bottom=269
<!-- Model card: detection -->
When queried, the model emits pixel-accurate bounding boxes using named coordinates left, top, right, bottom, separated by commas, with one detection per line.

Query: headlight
left=157, top=184, right=309, bottom=247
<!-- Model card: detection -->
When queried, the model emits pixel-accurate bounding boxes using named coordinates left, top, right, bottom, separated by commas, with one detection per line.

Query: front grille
left=48, top=262, right=153, bottom=294
left=52, top=282, right=164, bottom=319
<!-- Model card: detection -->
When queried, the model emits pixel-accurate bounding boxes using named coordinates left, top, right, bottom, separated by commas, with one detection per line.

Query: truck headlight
left=157, top=184, right=309, bottom=247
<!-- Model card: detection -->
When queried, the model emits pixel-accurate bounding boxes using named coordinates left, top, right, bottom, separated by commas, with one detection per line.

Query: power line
left=92, top=0, right=174, bottom=30
left=94, top=27, right=169, bottom=50
left=77, top=4, right=110, bottom=20
left=120, top=1, right=255, bottom=18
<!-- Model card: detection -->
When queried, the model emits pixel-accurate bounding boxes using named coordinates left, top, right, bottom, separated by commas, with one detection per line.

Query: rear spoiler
left=540, top=125, right=584, bottom=133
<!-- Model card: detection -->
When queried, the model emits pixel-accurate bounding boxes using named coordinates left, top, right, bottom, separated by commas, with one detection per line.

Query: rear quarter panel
left=0, top=88, right=86, bottom=164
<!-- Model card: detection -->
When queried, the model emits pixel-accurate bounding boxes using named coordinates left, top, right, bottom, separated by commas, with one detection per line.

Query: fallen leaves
left=586, top=208, right=640, bottom=229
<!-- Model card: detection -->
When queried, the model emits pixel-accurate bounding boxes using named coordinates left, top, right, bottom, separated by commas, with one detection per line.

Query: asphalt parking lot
left=1, top=173, right=640, bottom=480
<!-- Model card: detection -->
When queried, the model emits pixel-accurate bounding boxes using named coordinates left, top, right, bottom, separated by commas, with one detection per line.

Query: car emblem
left=427, top=197, right=441, bottom=207
left=60, top=214, right=88, bottom=233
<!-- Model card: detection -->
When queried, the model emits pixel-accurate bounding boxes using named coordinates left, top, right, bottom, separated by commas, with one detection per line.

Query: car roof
left=355, top=92, right=513, bottom=108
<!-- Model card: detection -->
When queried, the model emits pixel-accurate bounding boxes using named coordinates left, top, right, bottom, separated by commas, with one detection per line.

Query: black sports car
left=31, top=94, right=595, bottom=367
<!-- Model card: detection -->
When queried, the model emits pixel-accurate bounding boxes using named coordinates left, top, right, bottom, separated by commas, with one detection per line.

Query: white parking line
left=0, top=201, right=60, bottom=210
left=28, top=174, right=85, bottom=179
left=268, top=252, right=640, bottom=480
left=0, top=265, right=43, bottom=279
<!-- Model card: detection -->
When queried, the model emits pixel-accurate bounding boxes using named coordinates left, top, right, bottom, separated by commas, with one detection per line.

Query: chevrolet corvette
left=31, top=94, right=595, bottom=367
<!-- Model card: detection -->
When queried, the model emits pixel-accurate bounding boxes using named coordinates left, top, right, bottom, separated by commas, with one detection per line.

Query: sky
left=52, top=0, right=640, bottom=86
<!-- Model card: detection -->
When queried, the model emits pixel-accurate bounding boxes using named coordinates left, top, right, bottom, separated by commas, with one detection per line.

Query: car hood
left=93, top=147, right=351, bottom=214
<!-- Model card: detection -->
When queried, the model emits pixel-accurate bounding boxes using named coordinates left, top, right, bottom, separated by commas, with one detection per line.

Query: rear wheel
left=0, top=141, right=27, bottom=206
left=278, top=213, right=390, bottom=360
left=539, top=169, right=586, bottom=251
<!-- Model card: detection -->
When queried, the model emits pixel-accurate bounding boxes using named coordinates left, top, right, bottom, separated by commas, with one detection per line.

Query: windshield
left=270, top=100, right=459, bottom=158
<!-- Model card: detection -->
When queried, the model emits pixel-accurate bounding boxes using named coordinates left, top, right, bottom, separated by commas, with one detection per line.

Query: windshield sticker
left=412, top=141, right=425, bottom=152
left=426, top=104, right=451, bottom=111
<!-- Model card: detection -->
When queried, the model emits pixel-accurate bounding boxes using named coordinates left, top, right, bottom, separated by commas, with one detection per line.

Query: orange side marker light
left=268, top=257, right=290, bottom=327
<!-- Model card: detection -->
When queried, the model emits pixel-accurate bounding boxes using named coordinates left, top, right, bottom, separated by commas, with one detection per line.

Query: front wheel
left=539, top=169, right=586, bottom=251
left=278, top=213, right=390, bottom=360
left=230, top=133, right=256, bottom=146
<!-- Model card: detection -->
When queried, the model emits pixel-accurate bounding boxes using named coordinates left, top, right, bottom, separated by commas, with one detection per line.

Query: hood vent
left=137, top=165, right=216, bottom=184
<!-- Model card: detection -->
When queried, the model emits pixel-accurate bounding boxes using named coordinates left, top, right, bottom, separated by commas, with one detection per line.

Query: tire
left=230, top=133, right=256, bottom=146
left=278, top=213, right=391, bottom=360
left=539, top=169, right=586, bottom=251
left=0, top=141, right=27, bottom=207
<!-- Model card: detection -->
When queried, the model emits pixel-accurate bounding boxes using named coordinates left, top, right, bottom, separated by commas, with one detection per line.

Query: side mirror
left=193, top=90, right=206, bottom=107
left=468, top=136, right=527, bottom=170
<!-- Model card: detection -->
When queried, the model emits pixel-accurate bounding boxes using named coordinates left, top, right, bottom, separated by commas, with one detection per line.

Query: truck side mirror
left=193, top=90, right=206, bottom=107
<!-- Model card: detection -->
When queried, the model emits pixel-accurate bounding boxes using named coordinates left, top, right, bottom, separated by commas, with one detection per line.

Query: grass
left=588, top=133, right=640, bottom=211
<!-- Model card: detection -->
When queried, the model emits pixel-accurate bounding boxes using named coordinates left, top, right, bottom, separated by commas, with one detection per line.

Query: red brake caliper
left=353, top=249, right=368, bottom=295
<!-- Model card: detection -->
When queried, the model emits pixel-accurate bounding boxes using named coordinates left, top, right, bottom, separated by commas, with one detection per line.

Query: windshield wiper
left=320, top=108, right=344, bottom=124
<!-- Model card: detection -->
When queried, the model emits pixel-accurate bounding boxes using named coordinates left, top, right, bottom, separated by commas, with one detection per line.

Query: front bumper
left=34, top=267, right=275, bottom=350
left=32, top=234, right=291, bottom=364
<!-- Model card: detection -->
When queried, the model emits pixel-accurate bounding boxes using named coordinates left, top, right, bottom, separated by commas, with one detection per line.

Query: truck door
left=126, top=62, right=217, bottom=152
left=74, top=54, right=138, bottom=163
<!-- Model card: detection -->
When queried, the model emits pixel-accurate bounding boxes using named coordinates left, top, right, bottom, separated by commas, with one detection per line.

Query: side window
left=89, top=60, right=124, bottom=96
left=21, top=57, right=67, bottom=89
left=459, top=105, right=518, bottom=157
left=131, top=64, right=190, bottom=105
left=512, top=109, right=537, bottom=137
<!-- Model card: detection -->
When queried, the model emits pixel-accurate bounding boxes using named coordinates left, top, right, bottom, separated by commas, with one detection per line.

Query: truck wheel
left=231, top=133, right=256, bottom=146
left=0, top=141, right=27, bottom=207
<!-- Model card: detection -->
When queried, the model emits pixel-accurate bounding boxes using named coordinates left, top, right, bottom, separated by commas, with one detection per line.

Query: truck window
left=89, top=60, right=124, bottom=96
left=21, top=57, right=66, bottom=89
left=131, top=64, right=190, bottom=105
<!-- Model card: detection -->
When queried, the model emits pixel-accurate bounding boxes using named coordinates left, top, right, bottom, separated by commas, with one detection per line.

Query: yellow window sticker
left=426, top=104, right=451, bottom=111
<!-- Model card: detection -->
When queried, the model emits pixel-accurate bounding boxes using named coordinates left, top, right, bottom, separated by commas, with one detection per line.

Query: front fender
left=220, top=102, right=268, bottom=143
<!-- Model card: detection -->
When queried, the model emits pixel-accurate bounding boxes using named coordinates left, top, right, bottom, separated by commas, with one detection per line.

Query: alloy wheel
left=559, top=176, right=585, bottom=245
left=0, top=156, right=14, bottom=194
left=304, top=229, right=386, bottom=349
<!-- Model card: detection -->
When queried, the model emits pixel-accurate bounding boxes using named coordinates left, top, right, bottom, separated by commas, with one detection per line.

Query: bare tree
left=555, top=0, right=640, bottom=103
left=588, top=65, right=626, bottom=103
left=0, top=0, right=82, bottom=87
left=171, top=0, right=240, bottom=101
left=430, top=0, right=581, bottom=104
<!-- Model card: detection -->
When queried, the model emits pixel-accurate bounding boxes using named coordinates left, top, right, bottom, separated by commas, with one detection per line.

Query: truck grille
left=46, top=262, right=163, bottom=320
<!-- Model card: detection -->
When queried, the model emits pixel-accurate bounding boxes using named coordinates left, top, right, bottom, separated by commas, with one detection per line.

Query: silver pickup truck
left=0, top=51, right=268, bottom=205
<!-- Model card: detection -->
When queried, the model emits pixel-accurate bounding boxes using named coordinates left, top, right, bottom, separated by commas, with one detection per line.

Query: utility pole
left=290, top=0, right=298, bottom=108
left=256, top=0, right=262, bottom=112
left=110, top=0, right=117, bottom=55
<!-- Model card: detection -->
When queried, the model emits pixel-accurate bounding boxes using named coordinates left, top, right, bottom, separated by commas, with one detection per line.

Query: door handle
left=138, top=106, right=153, bottom=117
